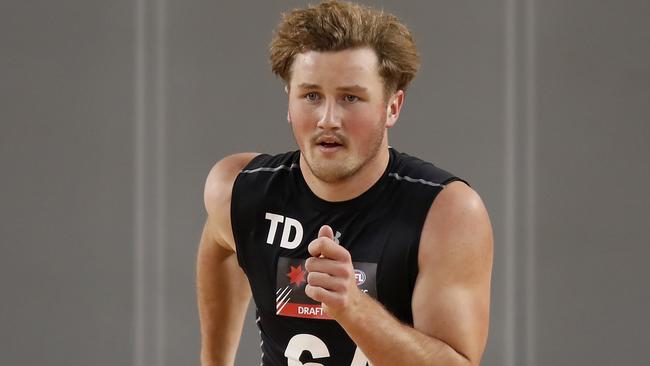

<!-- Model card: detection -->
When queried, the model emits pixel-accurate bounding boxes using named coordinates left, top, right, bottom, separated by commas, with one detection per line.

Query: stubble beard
left=303, top=119, right=386, bottom=184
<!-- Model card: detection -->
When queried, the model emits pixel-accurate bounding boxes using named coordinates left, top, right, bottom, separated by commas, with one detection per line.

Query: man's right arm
left=197, top=153, right=258, bottom=366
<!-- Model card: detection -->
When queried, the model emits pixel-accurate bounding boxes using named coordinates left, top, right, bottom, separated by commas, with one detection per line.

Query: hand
left=304, top=225, right=362, bottom=319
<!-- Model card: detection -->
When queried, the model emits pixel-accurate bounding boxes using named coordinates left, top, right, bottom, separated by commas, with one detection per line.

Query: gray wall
left=0, top=1, right=647, bottom=365
left=0, top=1, right=134, bottom=365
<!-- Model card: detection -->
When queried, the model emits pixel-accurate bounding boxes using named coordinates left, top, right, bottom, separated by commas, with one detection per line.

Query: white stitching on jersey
left=388, top=172, right=445, bottom=187
left=241, top=163, right=299, bottom=174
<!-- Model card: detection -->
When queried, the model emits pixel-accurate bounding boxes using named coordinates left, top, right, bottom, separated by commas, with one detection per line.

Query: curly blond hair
left=270, top=0, right=420, bottom=97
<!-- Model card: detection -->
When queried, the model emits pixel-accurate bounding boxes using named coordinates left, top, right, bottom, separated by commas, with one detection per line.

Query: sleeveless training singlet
left=230, top=147, right=466, bottom=366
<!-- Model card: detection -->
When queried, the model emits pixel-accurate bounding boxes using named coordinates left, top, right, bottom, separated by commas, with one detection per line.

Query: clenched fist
left=304, top=225, right=363, bottom=319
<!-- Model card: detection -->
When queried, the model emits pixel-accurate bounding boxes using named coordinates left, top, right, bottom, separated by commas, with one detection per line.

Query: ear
left=286, top=85, right=292, bottom=124
left=385, top=90, right=405, bottom=128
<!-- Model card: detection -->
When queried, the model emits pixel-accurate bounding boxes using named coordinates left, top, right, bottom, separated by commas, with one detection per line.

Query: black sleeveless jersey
left=230, top=147, right=466, bottom=366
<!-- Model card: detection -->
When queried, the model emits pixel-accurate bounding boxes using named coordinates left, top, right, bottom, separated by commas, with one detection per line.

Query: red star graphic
left=287, top=264, right=305, bottom=287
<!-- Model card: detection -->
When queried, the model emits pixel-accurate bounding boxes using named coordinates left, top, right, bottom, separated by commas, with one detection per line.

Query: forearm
left=197, top=239, right=251, bottom=366
left=337, top=294, right=471, bottom=366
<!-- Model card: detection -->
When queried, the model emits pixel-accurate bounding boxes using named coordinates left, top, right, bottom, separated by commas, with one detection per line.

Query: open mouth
left=315, top=135, right=344, bottom=149
left=318, top=142, right=342, bottom=148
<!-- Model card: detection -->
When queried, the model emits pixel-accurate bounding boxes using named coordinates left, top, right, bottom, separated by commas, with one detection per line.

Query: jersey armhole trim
left=441, top=176, right=471, bottom=188
left=230, top=163, right=253, bottom=274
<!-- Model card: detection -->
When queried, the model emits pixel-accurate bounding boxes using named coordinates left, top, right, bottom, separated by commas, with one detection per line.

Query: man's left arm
left=305, top=181, right=493, bottom=366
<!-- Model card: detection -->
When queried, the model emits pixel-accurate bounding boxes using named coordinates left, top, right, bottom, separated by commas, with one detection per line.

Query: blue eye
left=305, top=92, right=319, bottom=102
left=344, top=95, right=359, bottom=103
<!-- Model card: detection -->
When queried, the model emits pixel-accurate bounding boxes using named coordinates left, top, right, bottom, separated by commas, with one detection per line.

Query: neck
left=300, top=144, right=390, bottom=202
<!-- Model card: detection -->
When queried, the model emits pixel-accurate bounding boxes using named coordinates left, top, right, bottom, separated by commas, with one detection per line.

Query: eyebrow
left=296, top=83, right=368, bottom=93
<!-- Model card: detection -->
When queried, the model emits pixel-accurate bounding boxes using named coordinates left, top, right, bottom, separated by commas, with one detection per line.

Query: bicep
left=203, top=152, right=260, bottom=252
left=196, top=219, right=251, bottom=364
left=197, top=219, right=249, bottom=297
left=412, top=278, right=490, bottom=362
left=411, top=182, right=493, bottom=364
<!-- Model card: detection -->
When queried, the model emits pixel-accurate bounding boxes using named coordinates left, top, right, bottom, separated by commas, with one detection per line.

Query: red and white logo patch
left=275, top=257, right=377, bottom=320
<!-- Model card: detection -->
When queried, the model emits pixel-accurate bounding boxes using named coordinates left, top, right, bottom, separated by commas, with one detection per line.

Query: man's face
left=287, top=47, right=400, bottom=184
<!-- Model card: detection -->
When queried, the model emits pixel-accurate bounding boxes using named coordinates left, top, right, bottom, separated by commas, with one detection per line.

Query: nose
left=316, top=101, right=341, bottom=130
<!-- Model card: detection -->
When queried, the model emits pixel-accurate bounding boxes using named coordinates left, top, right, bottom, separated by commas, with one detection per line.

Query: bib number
left=284, top=334, right=372, bottom=366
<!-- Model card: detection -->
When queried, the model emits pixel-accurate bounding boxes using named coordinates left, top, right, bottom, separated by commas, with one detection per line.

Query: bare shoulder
left=419, top=181, right=493, bottom=270
left=412, top=181, right=493, bottom=362
left=203, top=152, right=260, bottom=213
left=203, top=153, right=259, bottom=251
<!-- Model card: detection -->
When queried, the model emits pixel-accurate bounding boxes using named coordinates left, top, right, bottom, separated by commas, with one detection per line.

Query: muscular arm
left=196, top=153, right=258, bottom=366
left=305, top=181, right=493, bottom=365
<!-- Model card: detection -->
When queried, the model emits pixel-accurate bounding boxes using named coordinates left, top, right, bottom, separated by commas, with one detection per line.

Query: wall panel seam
left=134, top=0, right=167, bottom=365
left=525, top=0, right=537, bottom=364
left=504, top=0, right=517, bottom=365
left=134, top=0, right=146, bottom=364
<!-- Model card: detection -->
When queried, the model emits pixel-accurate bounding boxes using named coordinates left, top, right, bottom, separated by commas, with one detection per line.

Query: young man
left=197, top=1, right=493, bottom=365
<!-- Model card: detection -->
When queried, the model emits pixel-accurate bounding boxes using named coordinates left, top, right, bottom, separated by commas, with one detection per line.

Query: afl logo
left=354, top=269, right=366, bottom=286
